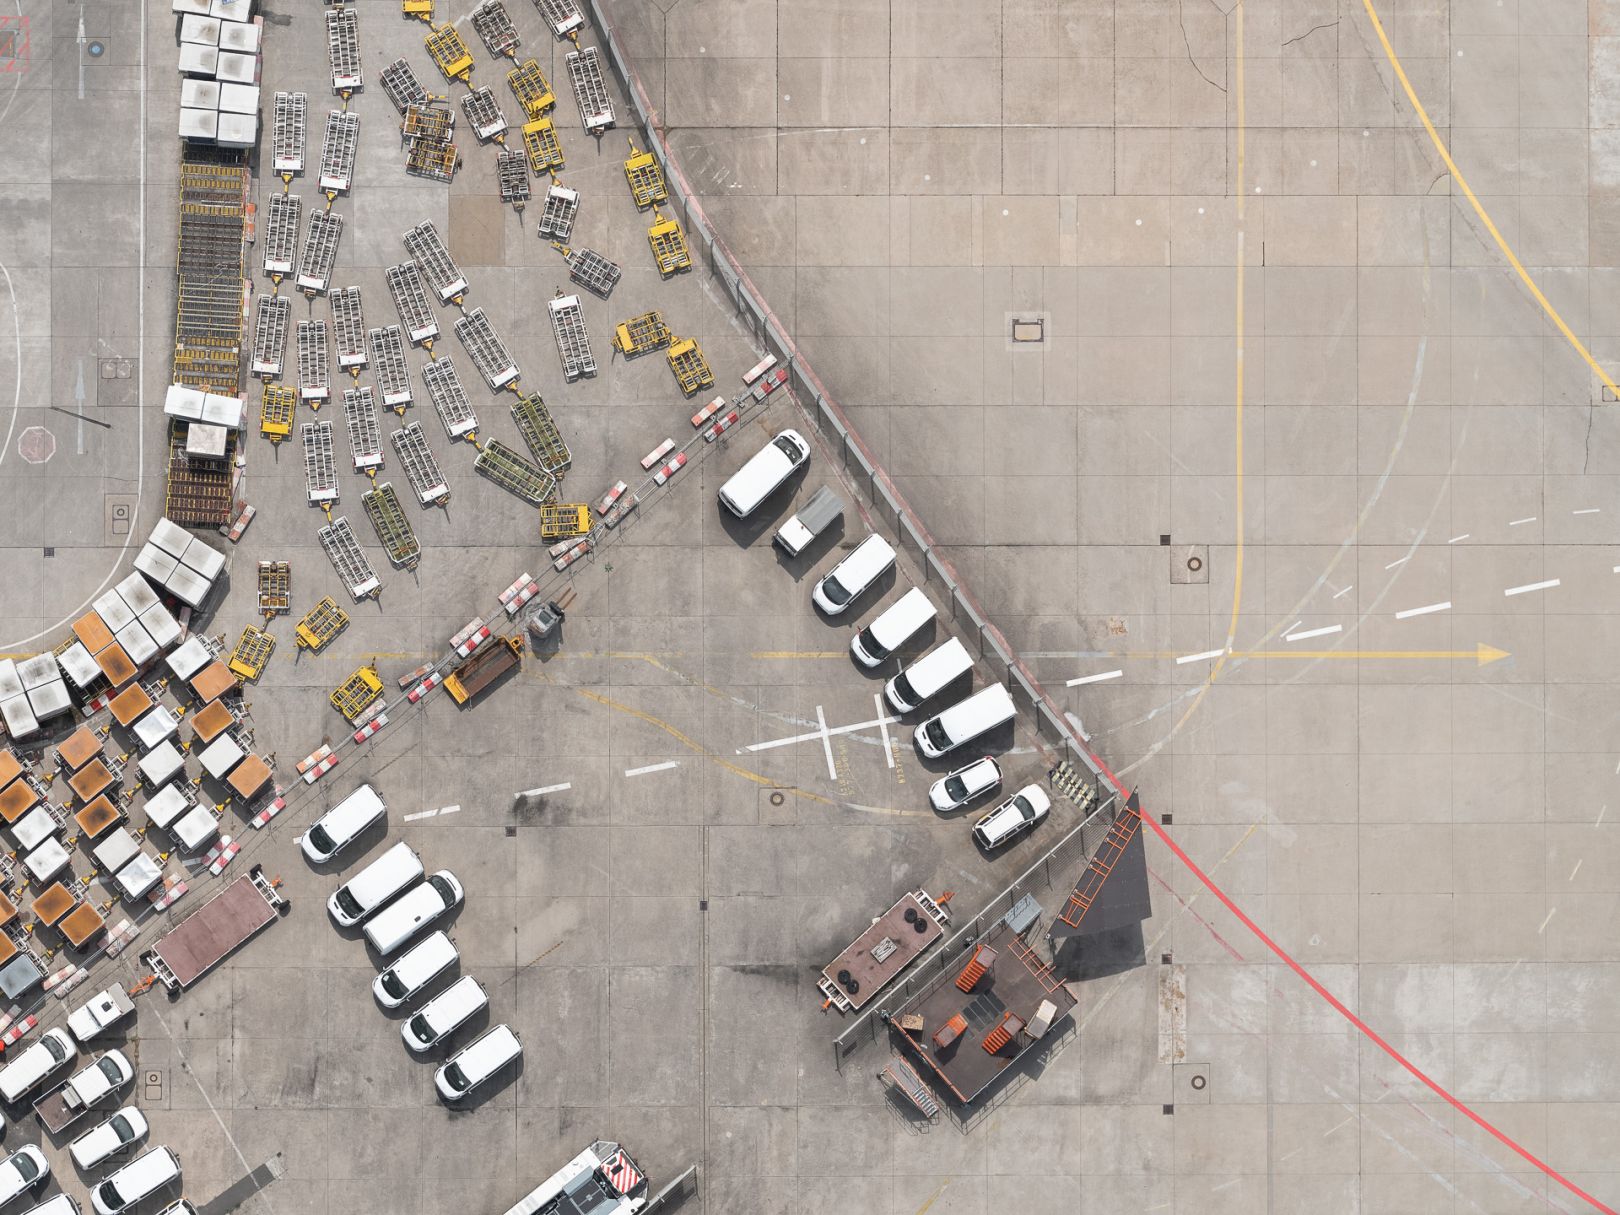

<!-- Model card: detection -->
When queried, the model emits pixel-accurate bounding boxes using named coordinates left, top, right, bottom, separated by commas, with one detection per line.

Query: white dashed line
left=1504, top=578, right=1560, bottom=597
left=404, top=804, right=462, bottom=822
left=1067, top=669, right=1124, bottom=687
left=1332, top=585, right=1354, bottom=599
left=1538, top=907, right=1557, bottom=933
left=1573, top=508, right=1601, bottom=515
left=1176, top=647, right=1227, bottom=665
left=1508, top=517, right=1537, bottom=526
left=1448, top=534, right=1469, bottom=544
left=1570, top=860, right=1583, bottom=882
left=1395, top=601, right=1451, bottom=620
left=1284, top=625, right=1341, bottom=642
left=518, top=783, right=571, bottom=797
left=624, top=761, right=679, bottom=778
left=1384, top=555, right=1409, bottom=569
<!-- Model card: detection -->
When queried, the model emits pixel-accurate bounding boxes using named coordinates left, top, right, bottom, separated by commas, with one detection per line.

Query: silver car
left=971, top=785, right=1052, bottom=850
left=928, top=757, right=1002, bottom=813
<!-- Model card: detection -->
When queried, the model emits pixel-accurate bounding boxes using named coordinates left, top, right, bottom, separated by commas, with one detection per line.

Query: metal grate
left=455, top=306, right=520, bottom=389
left=406, top=137, right=460, bottom=183
left=536, top=183, right=578, bottom=239
left=506, top=58, right=555, bottom=120
left=565, top=48, right=614, bottom=134
left=263, top=193, right=302, bottom=276
left=421, top=356, right=478, bottom=439
left=425, top=24, right=475, bottom=84
left=319, top=516, right=381, bottom=600
left=496, top=148, right=530, bottom=208
left=272, top=92, right=308, bottom=177
left=325, top=6, right=362, bottom=95
left=403, top=221, right=468, bottom=303
left=511, top=390, right=571, bottom=475
left=250, top=294, right=290, bottom=379
left=386, top=261, right=439, bottom=345
left=331, top=286, right=368, bottom=371
left=391, top=422, right=449, bottom=504
left=537, top=0, right=585, bottom=40
left=565, top=247, right=620, bottom=298
left=362, top=481, right=420, bottom=567
left=380, top=57, right=428, bottom=114
left=521, top=116, right=565, bottom=173
left=260, top=383, right=296, bottom=442
left=297, top=208, right=344, bottom=295
left=343, top=386, right=384, bottom=470
left=471, top=1, right=521, bottom=57
left=547, top=293, right=596, bottom=378
left=318, top=110, right=361, bottom=196
left=461, top=85, right=509, bottom=143
left=296, top=319, right=331, bottom=402
left=402, top=101, right=455, bottom=144
left=301, top=420, right=339, bottom=503
left=475, top=439, right=557, bottom=505
left=369, top=325, right=413, bottom=409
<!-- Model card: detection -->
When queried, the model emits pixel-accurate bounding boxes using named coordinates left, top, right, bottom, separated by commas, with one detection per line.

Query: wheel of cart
left=538, top=503, right=591, bottom=541
left=330, top=665, right=384, bottom=722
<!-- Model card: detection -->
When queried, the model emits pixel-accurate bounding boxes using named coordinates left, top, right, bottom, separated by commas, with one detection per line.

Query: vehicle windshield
left=1014, top=795, right=1035, bottom=822
left=890, top=672, right=918, bottom=707
left=13, top=1154, right=37, bottom=1182
left=334, top=886, right=363, bottom=919
left=771, top=435, right=801, bottom=462
left=99, top=1182, right=127, bottom=1209
left=97, top=1057, right=122, bottom=1082
left=428, top=875, right=456, bottom=903
left=306, top=824, right=336, bottom=855
left=819, top=574, right=852, bottom=607
left=854, top=627, right=886, bottom=661
left=442, top=1062, right=470, bottom=1092
left=922, top=718, right=951, bottom=751
left=44, top=1036, right=66, bottom=1063
left=111, top=1115, right=135, bottom=1142
left=379, top=969, right=408, bottom=1000
left=943, top=775, right=967, bottom=803
left=408, top=1014, right=434, bottom=1044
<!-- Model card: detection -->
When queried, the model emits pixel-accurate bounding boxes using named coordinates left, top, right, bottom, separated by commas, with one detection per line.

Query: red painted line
left=1146, top=869, right=1244, bottom=962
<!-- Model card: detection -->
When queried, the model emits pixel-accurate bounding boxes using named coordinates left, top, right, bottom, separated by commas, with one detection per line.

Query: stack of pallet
left=175, top=0, right=263, bottom=147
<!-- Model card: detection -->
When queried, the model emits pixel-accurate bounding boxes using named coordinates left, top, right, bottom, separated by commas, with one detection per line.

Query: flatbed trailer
left=145, top=866, right=287, bottom=993
left=35, top=1064, right=123, bottom=1135
left=445, top=635, right=521, bottom=705
left=817, top=889, right=951, bottom=1013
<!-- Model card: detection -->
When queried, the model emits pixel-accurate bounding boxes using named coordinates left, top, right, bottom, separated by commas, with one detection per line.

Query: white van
left=885, top=637, right=972, bottom=714
left=812, top=534, right=895, bottom=615
left=19, top=1197, right=77, bottom=1215
left=402, top=975, right=487, bottom=1053
left=328, top=841, right=423, bottom=928
left=373, top=930, right=458, bottom=1009
left=435, top=1023, right=521, bottom=1102
left=91, top=1147, right=180, bottom=1215
left=0, top=1029, right=74, bottom=1104
left=717, top=430, right=810, bottom=517
left=851, top=587, right=935, bottom=668
left=301, top=783, right=386, bottom=864
left=914, top=683, right=1017, bottom=759
left=70, top=1108, right=149, bottom=1171
left=363, top=871, right=464, bottom=956
left=0, top=1146, right=48, bottom=1205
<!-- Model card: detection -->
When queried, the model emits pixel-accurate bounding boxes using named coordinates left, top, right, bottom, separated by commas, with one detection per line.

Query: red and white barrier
left=396, top=663, right=433, bottom=691
left=641, top=438, right=674, bottom=470
left=742, top=355, right=778, bottom=386
left=455, top=626, right=491, bottom=659
left=498, top=572, right=536, bottom=608
left=205, top=836, right=240, bottom=876
left=407, top=672, right=443, bottom=704
left=149, top=879, right=189, bottom=911
left=603, top=494, right=639, bottom=529
left=704, top=410, right=740, bottom=442
left=503, top=581, right=539, bottom=617
left=41, top=965, right=78, bottom=993
left=553, top=540, right=591, bottom=572
left=251, top=793, right=287, bottom=829
left=302, top=750, right=340, bottom=784
left=753, top=366, right=788, bottom=400
left=51, top=967, right=91, bottom=1000
left=1, top=1016, right=37, bottom=1050
left=104, top=919, right=141, bottom=959
left=353, top=712, right=389, bottom=744
left=226, top=503, right=257, bottom=543
left=448, top=617, right=486, bottom=652
left=690, top=394, right=725, bottom=427
left=653, top=451, right=687, bottom=486
left=595, top=480, right=628, bottom=515
left=297, top=745, right=332, bottom=775
left=85, top=691, right=117, bottom=716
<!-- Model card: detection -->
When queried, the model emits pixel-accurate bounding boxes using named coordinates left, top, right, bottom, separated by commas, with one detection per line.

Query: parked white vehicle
left=403, top=976, right=487, bottom=1053
left=811, top=534, right=895, bottom=615
left=0, top=1030, right=74, bottom=1104
left=972, top=784, right=1052, bottom=850
left=0, top=1146, right=48, bottom=1205
left=328, top=841, right=423, bottom=928
left=435, top=1024, right=521, bottom=1102
left=850, top=587, right=935, bottom=668
left=66, top=985, right=134, bottom=1045
left=69, top=1108, right=149, bottom=1172
left=913, top=683, right=1016, bottom=759
left=91, top=1146, right=180, bottom=1215
left=717, top=430, right=809, bottom=517
left=363, top=871, right=463, bottom=956
left=928, top=756, right=1002, bottom=813
left=884, top=637, right=972, bottom=714
left=17, top=1197, right=76, bottom=1215
left=302, top=783, right=386, bottom=864
left=373, top=931, right=458, bottom=1010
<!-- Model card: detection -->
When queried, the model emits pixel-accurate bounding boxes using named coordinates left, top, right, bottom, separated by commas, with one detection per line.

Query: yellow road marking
left=1362, top=0, right=1620, bottom=397
left=1233, top=643, right=1508, bottom=667
left=749, top=651, right=844, bottom=659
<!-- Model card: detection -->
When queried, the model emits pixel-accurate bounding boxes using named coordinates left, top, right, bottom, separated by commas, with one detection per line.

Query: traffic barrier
left=104, top=919, right=141, bottom=959
left=353, top=712, right=389, bottom=744
left=704, top=410, right=740, bottom=442
left=640, top=438, right=674, bottom=470
left=226, top=503, right=257, bottom=542
left=503, top=580, right=540, bottom=616
left=448, top=617, right=486, bottom=651
left=407, top=672, right=443, bottom=704
left=595, top=480, right=627, bottom=514
left=41, top=965, right=78, bottom=993
left=553, top=539, right=591, bottom=571
left=396, top=663, right=433, bottom=691
left=297, top=745, right=332, bottom=775
left=1, top=1016, right=37, bottom=1049
left=302, top=751, right=340, bottom=784
left=251, top=793, right=287, bottom=829
left=498, top=572, right=536, bottom=608
left=205, top=836, right=241, bottom=876
left=753, top=366, right=788, bottom=400
left=742, top=354, right=777, bottom=385
left=603, top=494, right=639, bottom=529
left=690, top=394, right=724, bottom=428
left=547, top=536, right=578, bottom=559
left=455, top=626, right=491, bottom=658
left=85, top=691, right=117, bottom=716
left=50, top=968, right=90, bottom=1000
left=653, top=451, right=687, bottom=485
left=149, top=879, right=189, bottom=911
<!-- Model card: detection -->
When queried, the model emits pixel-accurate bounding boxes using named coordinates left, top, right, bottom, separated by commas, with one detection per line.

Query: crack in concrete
left=1178, top=0, right=1227, bottom=94
left=1282, top=18, right=1340, bottom=48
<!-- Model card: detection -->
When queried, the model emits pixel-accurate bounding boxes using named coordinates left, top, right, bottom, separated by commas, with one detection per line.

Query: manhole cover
left=1170, top=544, right=1209, bottom=585
left=18, top=426, right=54, bottom=464
left=769, top=791, right=785, bottom=806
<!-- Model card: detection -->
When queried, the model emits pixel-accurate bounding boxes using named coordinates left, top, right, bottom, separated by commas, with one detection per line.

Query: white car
left=928, top=757, right=1002, bottom=813
left=0, top=1146, right=48, bottom=1205
left=971, top=784, right=1052, bottom=850
left=70, top=1107, right=149, bottom=1172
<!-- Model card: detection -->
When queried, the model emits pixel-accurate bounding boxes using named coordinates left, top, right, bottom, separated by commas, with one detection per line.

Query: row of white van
left=308, top=788, right=522, bottom=1102
left=10, top=1184, right=188, bottom=1215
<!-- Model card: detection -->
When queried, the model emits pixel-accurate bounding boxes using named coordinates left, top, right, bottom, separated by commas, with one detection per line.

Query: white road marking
left=1067, top=669, right=1123, bottom=687
left=874, top=693, right=893, bottom=769
left=404, top=803, right=462, bottom=822
left=1384, top=555, right=1409, bottom=569
left=815, top=705, right=837, bottom=780
left=1569, top=860, right=1582, bottom=882
left=1284, top=625, right=1341, bottom=642
left=744, top=713, right=902, bottom=753
left=1504, top=578, right=1560, bottom=597
left=518, top=782, right=571, bottom=797
left=1538, top=907, right=1557, bottom=933
left=1332, top=584, right=1354, bottom=599
left=1395, top=601, right=1451, bottom=620
left=624, top=760, right=679, bottom=778
left=1448, top=534, right=1469, bottom=543
left=1573, top=508, right=1601, bottom=515
left=1176, top=647, right=1227, bottom=665
left=1508, top=516, right=1537, bottom=526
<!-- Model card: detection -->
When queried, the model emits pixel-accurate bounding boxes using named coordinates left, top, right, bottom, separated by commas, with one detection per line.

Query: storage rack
left=255, top=561, right=291, bottom=616
left=272, top=92, right=307, bottom=181
left=326, top=6, right=362, bottom=96
left=402, top=101, right=454, bottom=144
left=471, top=1, right=521, bottom=57
left=666, top=337, right=714, bottom=395
left=368, top=325, right=413, bottom=410
left=497, top=148, right=530, bottom=209
left=425, top=25, right=475, bottom=85
left=302, top=420, right=340, bottom=504
left=612, top=310, right=670, bottom=357
left=296, top=208, right=344, bottom=295
left=228, top=626, right=276, bottom=681
left=295, top=597, right=349, bottom=651
left=381, top=58, right=429, bottom=114
left=511, top=391, right=571, bottom=475
left=406, top=137, right=460, bottom=183
left=404, top=221, right=468, bottom=303
left=547, top=293, right=596, bottom=379
left=319, top=517, right=381, bottom=600
left=565, top=48, right=614, bottom=134
left=331, top=286, right=368, bottom=371
left=318, top=110, right=360, bottom=197
left=536, top=183, right=579, bottom=239
left=386, top=261, right=440, bottom=345
left=647, top=207, right=692, bottom=275
left=461, top=86, right=509, bottom=144
left=331, top=666, right=384, bottom=721
left=296, top=320, right=331, bottom=402
left=475, top=439, right=557, bottom=505
left=563, top=246, right=621, bottom=298
left=455, top=307, right=521, bottom=390
left=391, top=422, right=450, bottom=504
left=164, top=429, right=238, bottom=525
left=260, top=383, right=296, bottom=443
left=363, top=482, right=421, bottom=568
left=507, top=59, right=555, bottom=119
left=521, top=117, right=565, bottom=173
left=623, top=140, right=667, bottom=208
left=343, top=386, right=384, bottom=471
left=537, top=0, right=585, bottom=38
left=421, top=357, right=478, bottom=440
left=250, top=294, right=290, bottom=378
left=263, top=193, right=301, bottom=278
